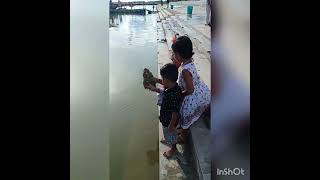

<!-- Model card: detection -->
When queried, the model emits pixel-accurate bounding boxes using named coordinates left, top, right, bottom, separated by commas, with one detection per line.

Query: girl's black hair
left=171, top=36, right=194, bottom=59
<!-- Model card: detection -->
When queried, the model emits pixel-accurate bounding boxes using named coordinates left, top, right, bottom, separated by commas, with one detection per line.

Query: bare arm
left=153, top=77, right=163, bottom=85
left=146, top=84, right=161, bottom=93
left=181, top=69, right=194, bottom=97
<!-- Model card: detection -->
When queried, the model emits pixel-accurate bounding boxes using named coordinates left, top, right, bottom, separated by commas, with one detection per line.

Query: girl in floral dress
left=172, top=36, right=211, bottom=142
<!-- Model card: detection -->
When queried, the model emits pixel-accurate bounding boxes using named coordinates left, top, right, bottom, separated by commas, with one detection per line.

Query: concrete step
left=175, top=16, right=210, bottom=41
left=164, top=16, right=211, bottom=62
left=161, top=19, right=175, bottom=50
left=172, top=16, right=209, bottom=40
left=171, top=17, right=210, bottom=61
left=157, top=22, right=166, bottom=42
left=161, top=7, right=173, bottom=16
left=189, top=118, right=211, bottom=180
left=166, top=16, right=181, bottom=35
left=157, top=6, right=165, bottom=20
left=159, top=12, right=164, bottom=20
left=160, top=9, right=168, bottom=19
left=157, top=6, right=167, bottom=20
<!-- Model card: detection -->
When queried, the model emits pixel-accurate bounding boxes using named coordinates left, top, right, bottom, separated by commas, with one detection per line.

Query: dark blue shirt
left=159, top=83, right=183, bottom=127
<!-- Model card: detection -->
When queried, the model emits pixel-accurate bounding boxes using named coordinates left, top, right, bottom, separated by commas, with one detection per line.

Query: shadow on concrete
left=175, top=142, right=199, bottom=180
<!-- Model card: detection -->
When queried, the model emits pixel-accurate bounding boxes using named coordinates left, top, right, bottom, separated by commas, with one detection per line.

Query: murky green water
left=109, top=13, right=159, bottom=180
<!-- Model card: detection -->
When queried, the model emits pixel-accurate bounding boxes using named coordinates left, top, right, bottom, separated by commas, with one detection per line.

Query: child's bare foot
left=160, top=139, right=172, bottom=147
left=160, top=138, right=168, bottom=144
left=163, top=148, right=176, bottom=158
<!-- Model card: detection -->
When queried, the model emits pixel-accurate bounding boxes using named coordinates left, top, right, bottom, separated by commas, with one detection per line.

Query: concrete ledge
left=189, top=118, right=211, bottom=180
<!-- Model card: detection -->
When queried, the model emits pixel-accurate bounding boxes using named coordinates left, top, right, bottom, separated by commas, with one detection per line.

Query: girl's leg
left=179, top=129, right=189, bottom=143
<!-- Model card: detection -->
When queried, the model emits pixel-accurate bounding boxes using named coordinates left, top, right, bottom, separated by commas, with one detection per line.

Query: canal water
left=109, top=11, right=159, bottom=180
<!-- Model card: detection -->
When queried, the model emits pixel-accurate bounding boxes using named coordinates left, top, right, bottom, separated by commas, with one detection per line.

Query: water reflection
left=146, top=141, right=159, bottom=166
left=110, top=14, right=123, bottom=27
